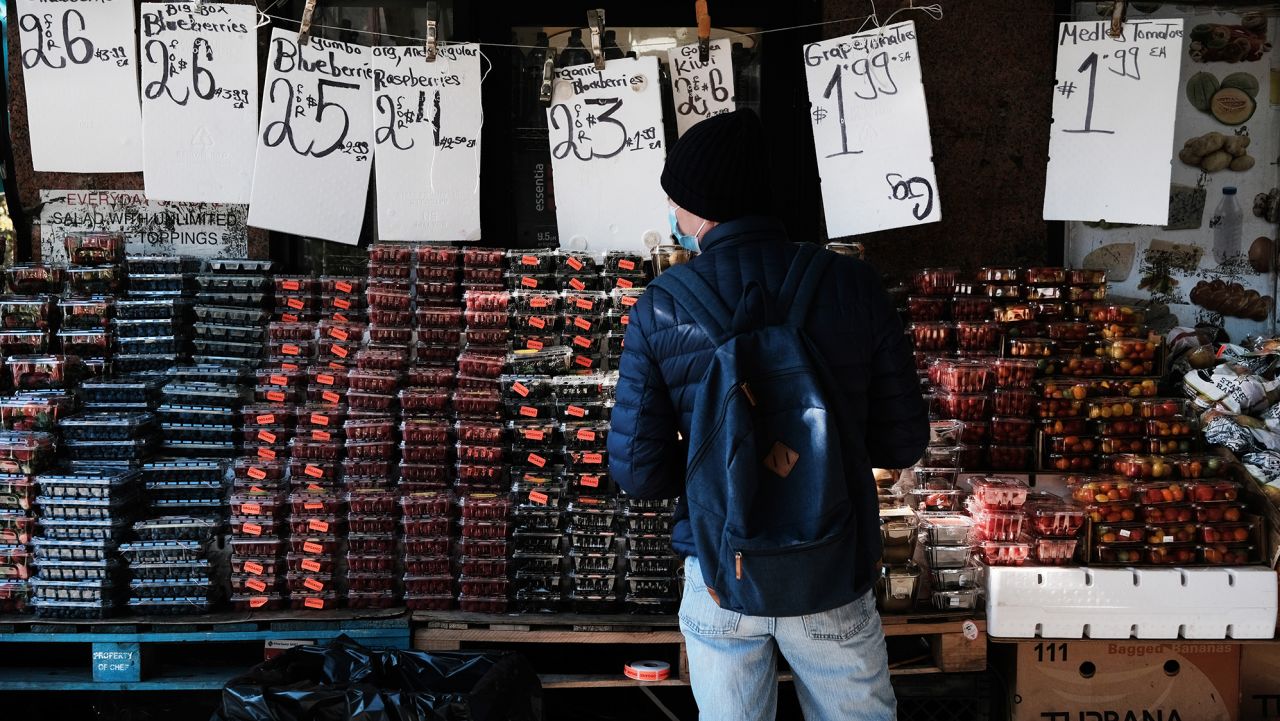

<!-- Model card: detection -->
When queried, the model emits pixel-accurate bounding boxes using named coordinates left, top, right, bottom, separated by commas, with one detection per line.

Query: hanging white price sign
left=803, top=21, right=940, bottom=237
left=140, top=3, right=259, bottom=204
left=546, top=56, right=668, bottom=255
left=1044, top=19, right=1184, bottom=224
left=16, top=0, right=143, bottom=172
left=666, top=39, right=736, bottom=137
left=247, top=29, right=373, bottom=245
left=371, top=43, right=482, bottom=241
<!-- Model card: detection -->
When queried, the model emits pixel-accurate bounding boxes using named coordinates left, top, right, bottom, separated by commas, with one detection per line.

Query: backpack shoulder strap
left=660, top=264, right=735, bottom=344
left=778, top=245, right=836, bottom=328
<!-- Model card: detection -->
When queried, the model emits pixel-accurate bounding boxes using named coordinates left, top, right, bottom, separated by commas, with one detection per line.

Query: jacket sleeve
left=863, top=271, right=930, bottom=470
left=607, top=296, right=686, bottom=499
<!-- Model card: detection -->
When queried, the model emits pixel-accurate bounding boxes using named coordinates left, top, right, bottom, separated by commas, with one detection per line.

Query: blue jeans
left=679, top=557, right=896, bottom=721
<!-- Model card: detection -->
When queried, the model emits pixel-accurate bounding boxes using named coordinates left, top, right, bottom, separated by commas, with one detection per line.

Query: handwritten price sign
left=803, top=21, right=940, bottom=237
left=140, top=3, right=258, bottom=204
left=372, top=44, right=482, bottom=241
left=17, top=0, right=142, bottom=171
left=666, top=39, right=736, bottom=136
left=545, top=56, right=668, bottom=254
left=1044, top=19, right=1183, bottom=224
left=248, top=29, right=373, bottom=245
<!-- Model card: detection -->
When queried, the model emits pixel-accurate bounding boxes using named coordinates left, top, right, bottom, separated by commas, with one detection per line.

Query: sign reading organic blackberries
left=247, top=29, right=373, bottom=245
left=1044, top=19, right=1184, bottom=224
left=140, top=3, right=258, bottom=204
left=802, top=21, right=941, bottom=237
left=666, top=39, right=736, bottom=137
left=545, top=56, right=668, bottom=254
left=371, top=43, right=482, bottom=241
left=17, top=0, right=143, bottom=172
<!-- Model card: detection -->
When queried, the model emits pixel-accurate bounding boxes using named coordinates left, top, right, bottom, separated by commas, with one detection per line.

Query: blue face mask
left=669, top=206, right=706, bottom=254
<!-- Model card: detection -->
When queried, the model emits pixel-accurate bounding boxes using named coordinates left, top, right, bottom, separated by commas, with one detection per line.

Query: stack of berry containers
left=1141, top=398, right=1198, bottom=456
left=504, top=371, right=563, bottom=613
left=918, top=511, right=977, bottom=607
left=56, top=295, right=113, bottom=380
left=603, top=253, right=648, bottom=369
left=401, top=489, right=454, bottom=610
left=285, top=482, right=345, bottom=611
left=157, top=377, right=245, bottom=459
left=127, top=460, right=223, bottom=616
left=619, top=495, right=677, bottom=613
left=558, top=374, right=621, bottom=613
left=118, top=254, right=200, bottom=373
left=58, top=410, right=160, bottom=474
left=192, top=259, right=274, bottom=369
left=0, top=473, right=36, bottom=613
left=227, top=463, right=288, bottom=612
left=1027, top=494, right=1085, bottom=566
left=967, top=476, right=1032, bottom=576
left=33, top=465, right=137, bottom=619
left=61, top=234, right=124, bottom=378
left=347, top=487, right=400, bottom=610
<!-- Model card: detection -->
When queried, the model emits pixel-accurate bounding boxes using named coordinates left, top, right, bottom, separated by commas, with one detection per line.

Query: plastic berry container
left=463, top=289, right=510, bottom=312
left=907, top=296, right=948, bottom=322
left=1033, top=538, right=1078, bottom=565
left=1194, top=501, right=1245, bottom=524
left=992, top=359, right=1038, bottom=389
left=908, top=322, right=955, bottom=351
left=913, top=268, right=959, bottom=297
left=906, top=488, right=965, bottom=513
left=969, top=507, right=1026, bottom=542
left=1169, top=454, right=1227, bottom=480
left=933, top=360, right=994, bottom=394
left=1093, top=543, right=1144, bottom=564
left=950, top=297, right=992, bottom=323
left=978, top=541, right=1032, bottom=566
left=991, top=389, right=1034, bottom=417
left=1112, top=455, right=1174, bottom=480
left=1094, top=521, right=1147, bottom=545
left=1045, top=435, right=1097, bottom=454
left=968, top=477, right=1028, bottom=510
left=988, top=445, right=1034, bottom=471
left=1068, top=269, right=1107, bottom=286
left=935, top=392, right=991, bottom=421
left=1029, top=502, right=1085, bottom=537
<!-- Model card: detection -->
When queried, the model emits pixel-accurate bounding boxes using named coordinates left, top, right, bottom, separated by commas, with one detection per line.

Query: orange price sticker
left=270, top=375, right=288, bottom=386
left=256, top=414, right=276, bottom=425
left=583, top=452, right=603, bottom=464
left=322, top=391, right=341, bottom=403
left=287, top=297, right=305, bottom=310
left=267, top=391, right=286, bottom=402
left=329, top=327, right=349, bottom=341
left=312, top=430, right=332, bottom=442
left=304, top=597, right=325, bottom=609
left=529, top=490, right=549, bottom=505
left=304, top=465, right=325, bottom=479
left=617, top=277, right=634, bottom=289
left=580, top=475, right=600, bottom=488
left=282, top=344, right=300, bottom=356
left=575, top=298, right=594, bottom=310
left=573, top=335, right=592, bottom=348
left=334, top=297, right=352, bottom=310
left=245, top=578, right=267, bottom=592
left=336, top=281, right=354, bottom=293
left=520, top=276, right=538, bottom=288
left=523, top=429, right=545, bottom=441
left=250, top=596, right=269, bottom=608
left=529, top=317, right=546, bottom=329
left=577, top=428, right=596, bottom=441
left=618, top=259, right=636, bottom=271
left=512, top=381, right=529, bottom=397
left=283, top=280, right=301, bottom=291
left=311, top=413, right=330, bottom=426
left=243, top=522, right=263, bottom=536
left=567, top=256, right=584, bottom=271
left=527, top=453, right=547, bottom=468
left=519, top=406, right=539, bottom=418
left=569, top=277, right=586, bottom=291
left=304, top=502, right=323, bottom=511
left=566, top=405, right=586, bottom=417
left=622, top=314, right=630, bottom=325
left=574, top=317, right=592, bottom=330
left=574, top=356, right=593, bottom=368
left=242, top=503, right=262, bottom=515
left=527, top=339, right=544, bottom=351
left=247, top=467, right=268, bottom=480
left=303, top=541, right=325, bottom=554
left=331, top=344, right=349, bottom=358
left=258, top=430, right=278, bottom=444
left=622, top=295, right=637, bottom=307
left=304, top=577, right=325, bottom=592
left=308, top=519, right=330, bottom=533
left=244, top=561, right=264, bottom=575
left=318, top=374, right=335, bottom=386
left=531, top=296, right=550, bottom=308
left=281, top=362, right=300, bottom=371
left=282, top=313, right=300, bottom=323
left=301, top=559, right=322, bottom=572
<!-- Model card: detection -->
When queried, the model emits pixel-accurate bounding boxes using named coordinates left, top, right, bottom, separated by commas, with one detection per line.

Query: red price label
left=329, top=327, right=349, bottom=341
left=246, top=578, right=267, bottom=592
left=302, top=559, right=322, bottom=572
left=270, top=375, right=288, bottom=386
left=574, top=317, right=592, bottom=330
left=322, top=391, right=341, bottom=404
left=577, top=428, right=596, bottom=441
left=521, top=254, right=538, bottom=266
left=304, top=597, right=325, bottom=609
left=258, top=430, right=278, bottom=444
left=282, top=313, right=300, bottom=322
left=304, top=465, right=325, bottom=479
left=523, top=429, right=545, bottom=441
left=334, top=297, right=352, bottom=310
left=583, top=452, right=603, bottom=464
left=267, top=391, right=286, bottom=402
left=529, top=317, right=546, bottom=329
left=311, top=414, right=330, bottom=426
left=243, top=523, right=263, bottom=536
left=318, top=374, right=335, bottom=386
left=256, top=414, right=276, bottom=425
left=304, top=502, right=323, bottom=511
left=336, top=281, right=354, bottom=293
left=244, top=561, right=264, bottom=575
left=566, top=405, right=586, bottom=417
left=529, top=490, right=549, bottom=505
left=527, top=453, right=547, bottom=468
left=580, top=475, right=600, bottom=488
left=282, top=344, right=300, bottom=356
left=303, top=541, right=324, bottom=554
left=519, top=406, right=539, bottom=418
left=527, top=339, right=544, bottom=351
left=618, top=259, right=636, bottom=271
left=331, top=344, right=349, bottom=358
left=575, top=298, right=594, bottom=310
left=617, top=277, right=634, bottom=289
left=567, top=256, right=584, bottom=271
left=242, top=503, right=262, bottom=515
left=622, top=295, right=638, bottom=307
left=574, top=355, right=594, bottom=368
left=531, top=296, right=550, bottom=308
left=247, top=467, right=268, bottom=480
left=308, top=519, right=330, bottom=533
left=520, top=276, right=538, bottom=288
left=250, top=596, right=269, bottom=608
left=573, top=335, right=592, bottom=348
left=569, top=277, right=586, bottom=291
left=312, top=430, right=332, bottom=442
left=287, top=297, right=305, bottom=310
left=258, top=448, right=277, bottom=460
left=304, top=577, right=325, bottom=592
left=283, top=280, right=301, bottom=291
left=512, top=381, right=529, bottom=397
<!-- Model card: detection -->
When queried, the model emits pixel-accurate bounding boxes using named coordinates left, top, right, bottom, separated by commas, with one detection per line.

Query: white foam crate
left=986, top=565, right=1277, bottom=639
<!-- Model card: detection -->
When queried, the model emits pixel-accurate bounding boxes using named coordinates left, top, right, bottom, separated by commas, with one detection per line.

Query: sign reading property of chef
left=1044, top=19, right=1184, bottom=224
left=666, top=39, right=736, bottom=137
left=16, top=0, right=143, bottom=172
left=803, top=21, right=941, bottom=237
left=371, top=43, right=482, bottom=241
left=247, top=29, right=373, bottom=245
left=37, top=189, right=249, bottom=262
left=545, top=56, right=668, bottom=254
left=140, top=3, right=258, bottom=204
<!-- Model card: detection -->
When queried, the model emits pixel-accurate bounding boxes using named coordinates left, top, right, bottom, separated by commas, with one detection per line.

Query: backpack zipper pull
left=740, top=383, right=757, bottom=407
left=735, top=551, right=743, bottom=580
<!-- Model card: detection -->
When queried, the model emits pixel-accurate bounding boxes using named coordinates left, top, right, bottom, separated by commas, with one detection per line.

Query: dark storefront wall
left=3, top=0, right=1058, bottom=280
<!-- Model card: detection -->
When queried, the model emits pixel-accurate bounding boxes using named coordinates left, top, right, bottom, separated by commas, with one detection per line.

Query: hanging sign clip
left=696, top=0, right=711, bottom=64
left=1108, top=0, right=1126, bottom=38
left=588, top=9, right=607, bottom=70
left=298, top=0, right=317, bottom=46
left=539, top=50, right=558, bottom=106
left=426, top=19, right=438, bottom=61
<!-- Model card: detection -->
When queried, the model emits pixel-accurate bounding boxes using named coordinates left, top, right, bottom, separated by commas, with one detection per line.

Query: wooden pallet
left=412, top=610, right=986, bottom=688
left=0, top=610, right=411, bottom=691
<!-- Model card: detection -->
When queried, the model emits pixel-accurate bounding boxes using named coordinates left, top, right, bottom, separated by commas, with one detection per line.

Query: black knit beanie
left=660, top=108, right=770, bottom=222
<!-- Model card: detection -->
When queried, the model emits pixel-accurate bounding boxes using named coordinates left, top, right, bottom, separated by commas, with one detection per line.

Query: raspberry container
left=969, top=477, right=1029, bottom=510
left=977, top=541, right=1032, bottom=566
left=907, top=296, right=948, bottom=322
left=913, top=268, right=959, bottom=296
left=1033, top=538, right=1078, bottom=565
left=991, top=389, right=1034, bottom=417
left=909, top=322, right=955, bottom=351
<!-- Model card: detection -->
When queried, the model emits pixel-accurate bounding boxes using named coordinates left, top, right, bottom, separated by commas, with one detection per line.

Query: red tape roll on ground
left=624, top=660, right=671, bottom=681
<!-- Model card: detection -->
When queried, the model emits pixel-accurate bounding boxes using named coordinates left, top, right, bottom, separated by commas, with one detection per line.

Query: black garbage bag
left=214, top=635, right=542, bottom=721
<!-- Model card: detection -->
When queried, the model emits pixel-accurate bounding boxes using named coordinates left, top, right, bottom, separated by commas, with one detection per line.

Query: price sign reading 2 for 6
left=544, top=56, right=669, bottom=255
left=371, top=44, right=483, bottom=242
left=247, top=29, right=374, bottom=245
left=16, top=0, right=143, bottom=172
left=140, top=3, right=258, bottom=204
left=802, top=21, right=940, bottom=237
left=1043, top=19, right=1183, bottom=225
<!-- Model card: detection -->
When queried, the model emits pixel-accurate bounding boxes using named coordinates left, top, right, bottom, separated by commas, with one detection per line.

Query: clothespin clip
left=588, top=9, right=606, bottom=70
left=298, top=0, right=317, bottom=45
left=539, top=50, right=558, bottom=106
left=696, top=0, right=711, bottom=64
left=1108, top=0, right=1126, bottom=38
left=426, top=20, right=438, bottom=61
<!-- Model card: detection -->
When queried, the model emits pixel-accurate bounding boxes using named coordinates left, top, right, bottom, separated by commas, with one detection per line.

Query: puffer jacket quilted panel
left=607, top=216, right=928, bottom=572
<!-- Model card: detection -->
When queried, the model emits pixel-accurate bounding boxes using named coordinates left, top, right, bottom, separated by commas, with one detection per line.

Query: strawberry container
left=906, top=487, right=965, bottom=512
left=341, top=459, right=394, bottom=479
left=289, top=460, right=341, bottom=485
left=416, top=245, right=462, bottom=267
left=991, top=389, right=1034, bottom=417
left=349, top=554, right=399, bottom=574
left=400, top=419, right=451, bottom=444
left=907, top=296, right=948, bottom=322
left=416, top=306, right=465, bottom=329
left=934, top=360, right=994, bottom=393
left=913, top=268, right=959, bottom=296
left=400, top=492, right=454, bottom=517
left=404, top=594, right=455, bottom=611
left=953, top=297, right=994, bottom=322
left=956, top=321, right=1000, bottom=352
left=1046, top=322, right=1094, bottom=343
left=909, top=322, right=955, bottom=352
left=348, top=515, right=397, bottom=535
left=399, top=464, right=451, bottom=485
left=978, top=540, right=1032, bottom=566
left=399, top=388, right=449, bottom=414
left=1029, top=503, right=1085, bottom=537
left=1033, top=538, right=1078, bottom=565
left=988, top=445, right=1034, bottom=471
left=969, top=477, right=1029, bottom=509
left=459, top=494, right=512, bottom=520
left=993, top=304, right=1038, bottom=324
left=340, top=418, right=391, bottom=442
left=8, top=355, right=86, bottom=391
left=417, top=281, right=462, bottom=301
left=969, top=507, right=1025, bottom=542
left=347, top=575, right=396, bottom=593
left=463, top=289, right=510, bottom=312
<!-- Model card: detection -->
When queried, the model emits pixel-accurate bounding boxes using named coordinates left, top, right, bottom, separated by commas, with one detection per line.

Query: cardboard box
left=1012, top=640, right=1240, bottom=721
left=1241, top=644, right=1280, bottom=721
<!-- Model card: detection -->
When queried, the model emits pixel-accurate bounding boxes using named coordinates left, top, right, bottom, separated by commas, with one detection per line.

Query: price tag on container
left=372, top=44, right=482, bottom=241
left=248, top=29, right=373, bottom=244
left=140, top=3, right=258, bottom=203
left=666, top=39, right=736, bottom=137
left=1043, top=19, right=1183, bottom=224
left=16, top=0, right=143, bottom=171
left=546, top=56, right=668, bottom=255
left=802, top=21, right=940, bottom=237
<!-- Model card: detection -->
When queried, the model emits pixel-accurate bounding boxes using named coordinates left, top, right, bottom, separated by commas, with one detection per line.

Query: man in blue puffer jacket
left=608, top=109, right=928, bottom=721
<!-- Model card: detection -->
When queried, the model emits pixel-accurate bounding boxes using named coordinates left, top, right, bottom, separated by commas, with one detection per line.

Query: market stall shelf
left=411, top=610, right=987, bottom=687
left=0, top=608, right=409, bottom=691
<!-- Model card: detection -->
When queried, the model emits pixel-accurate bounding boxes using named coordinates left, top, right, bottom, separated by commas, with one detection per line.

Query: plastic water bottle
left=1213, top=187, right=1243, bottom=264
